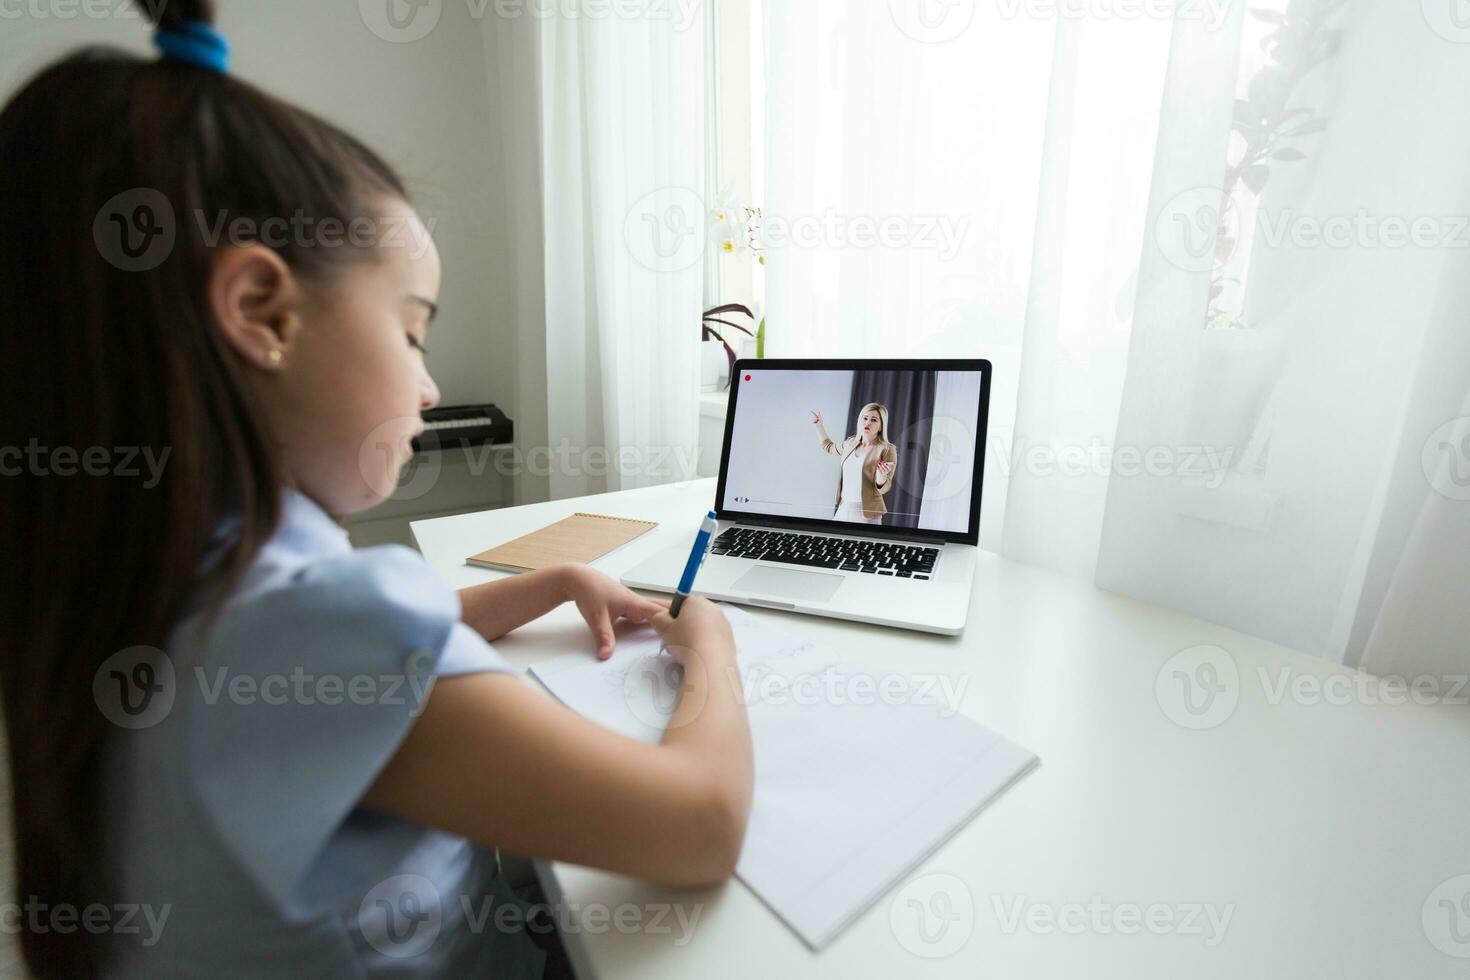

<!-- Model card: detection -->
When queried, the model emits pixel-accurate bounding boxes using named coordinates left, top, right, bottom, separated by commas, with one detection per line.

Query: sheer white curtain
left=762, top=0, right=1058, bottom=554
left=764, top=1, right=1470, bottom=666
left=483, top=6, right=706, bottom=501
left=1097, top=1, right=1470, bottom=665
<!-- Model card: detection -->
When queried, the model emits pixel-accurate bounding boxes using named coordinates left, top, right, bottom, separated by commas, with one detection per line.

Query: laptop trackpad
left=732, top=565, right=845, bottom=603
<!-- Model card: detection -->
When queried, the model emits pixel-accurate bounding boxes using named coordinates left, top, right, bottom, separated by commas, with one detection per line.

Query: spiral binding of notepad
left=572, top=512, right=657, bottom=525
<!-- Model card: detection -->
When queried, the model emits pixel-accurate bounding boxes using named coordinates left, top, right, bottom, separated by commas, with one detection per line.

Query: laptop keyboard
left=711, top=527, right=939, bottom=580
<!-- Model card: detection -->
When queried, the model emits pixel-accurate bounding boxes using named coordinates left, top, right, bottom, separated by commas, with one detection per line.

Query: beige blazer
left=820, top=435, right=898, bottom=520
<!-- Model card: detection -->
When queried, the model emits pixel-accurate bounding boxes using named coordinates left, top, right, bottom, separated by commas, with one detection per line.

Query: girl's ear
left=207, top=245, right=306, bottom=372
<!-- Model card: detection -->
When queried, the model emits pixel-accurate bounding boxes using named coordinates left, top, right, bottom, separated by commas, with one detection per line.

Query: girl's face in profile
left=267, top=198, right=444, bottom=515
left=860, top=410, right=881, bottom=442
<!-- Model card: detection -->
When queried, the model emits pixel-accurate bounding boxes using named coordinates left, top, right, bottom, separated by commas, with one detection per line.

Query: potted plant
left=701, top=187, right=766, bottom=389
left=702, top=304, right=756, bottom=389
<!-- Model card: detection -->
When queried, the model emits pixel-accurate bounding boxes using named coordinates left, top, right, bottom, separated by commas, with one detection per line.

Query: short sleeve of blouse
left=179, top=545, right=517, bottom=916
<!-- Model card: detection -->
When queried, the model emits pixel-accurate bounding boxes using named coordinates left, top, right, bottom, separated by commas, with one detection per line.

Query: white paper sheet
left=530, top=606, right=1039, bottom=950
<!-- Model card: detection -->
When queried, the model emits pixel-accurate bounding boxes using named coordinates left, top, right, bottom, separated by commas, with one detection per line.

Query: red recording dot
left=745, top=374, right=752, bottom=381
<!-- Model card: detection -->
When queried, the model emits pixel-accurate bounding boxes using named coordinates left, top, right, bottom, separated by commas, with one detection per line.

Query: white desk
left=413, top=479, right=1470, bottom=979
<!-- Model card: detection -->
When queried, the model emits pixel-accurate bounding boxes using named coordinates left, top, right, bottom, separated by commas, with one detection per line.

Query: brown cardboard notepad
left=466, top=513, right=659, bottom=573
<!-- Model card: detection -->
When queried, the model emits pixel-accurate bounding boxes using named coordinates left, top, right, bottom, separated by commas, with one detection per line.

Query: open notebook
left=467, top=513, right=658, bottom=573
left=530, top=605, right=1039, bottom=950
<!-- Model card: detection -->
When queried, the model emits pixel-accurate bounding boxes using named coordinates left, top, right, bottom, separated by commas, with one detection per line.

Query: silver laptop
left=622, top=358, right=991, bottom=635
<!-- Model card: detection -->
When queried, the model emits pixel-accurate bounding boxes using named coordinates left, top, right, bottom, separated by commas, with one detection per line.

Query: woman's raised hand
left=809, top=410, right=823, bottom=426
left=876, top=460, right=896, bottom=485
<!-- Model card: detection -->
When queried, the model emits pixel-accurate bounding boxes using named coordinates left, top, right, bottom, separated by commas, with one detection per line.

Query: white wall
left=0, top=1, right=514, bottom=413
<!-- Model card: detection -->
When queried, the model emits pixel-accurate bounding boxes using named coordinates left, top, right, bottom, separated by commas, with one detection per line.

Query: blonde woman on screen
left=809, top=403, right=898, bottom=524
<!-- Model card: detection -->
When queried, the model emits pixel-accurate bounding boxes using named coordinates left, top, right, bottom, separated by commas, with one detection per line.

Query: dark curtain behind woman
left=843, top=370, right=937, bottom=529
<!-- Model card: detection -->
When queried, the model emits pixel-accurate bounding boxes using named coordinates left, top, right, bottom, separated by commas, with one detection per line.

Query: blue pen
left=670, top=511, right=719, bottom=618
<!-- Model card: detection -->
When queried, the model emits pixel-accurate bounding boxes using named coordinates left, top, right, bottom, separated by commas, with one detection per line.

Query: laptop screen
left=715, top=360, right=991, bottom=544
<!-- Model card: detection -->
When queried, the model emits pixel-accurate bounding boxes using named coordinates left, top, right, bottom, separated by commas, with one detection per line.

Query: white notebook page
left=530, top=605, right=1039, bottom=950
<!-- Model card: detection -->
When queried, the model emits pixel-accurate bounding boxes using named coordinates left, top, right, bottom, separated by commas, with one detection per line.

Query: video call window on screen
left=721, top=367, right=984, bottom=535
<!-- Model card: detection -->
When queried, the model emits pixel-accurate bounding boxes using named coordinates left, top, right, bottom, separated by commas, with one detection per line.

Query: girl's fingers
left=589, top=606, right=615, bottom=660
left=621, top=595, right=668, bottom=622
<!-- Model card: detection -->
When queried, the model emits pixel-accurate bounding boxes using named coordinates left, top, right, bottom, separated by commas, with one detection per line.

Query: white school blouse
left=839, top=445, right=867, bottom=504
left=101, top=489, right=546, bottom=978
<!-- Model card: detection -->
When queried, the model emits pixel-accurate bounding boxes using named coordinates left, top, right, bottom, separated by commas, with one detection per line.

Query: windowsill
left=1172, top=474, right=1280, bottom=531
left=700, top=390, right=731, bottom=419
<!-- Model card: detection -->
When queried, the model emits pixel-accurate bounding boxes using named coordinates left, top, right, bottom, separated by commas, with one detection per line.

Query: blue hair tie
left=154, top=20, right=230, bottom=74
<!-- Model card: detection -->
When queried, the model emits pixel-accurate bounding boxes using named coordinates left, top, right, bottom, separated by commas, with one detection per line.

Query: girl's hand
left=809, top=410, right=823, bottom=427
left=875, top=460, right=896, bottom=484
left=650, top=597, right=735, bottom=667
left=561, top=566, right=669, bottom=660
